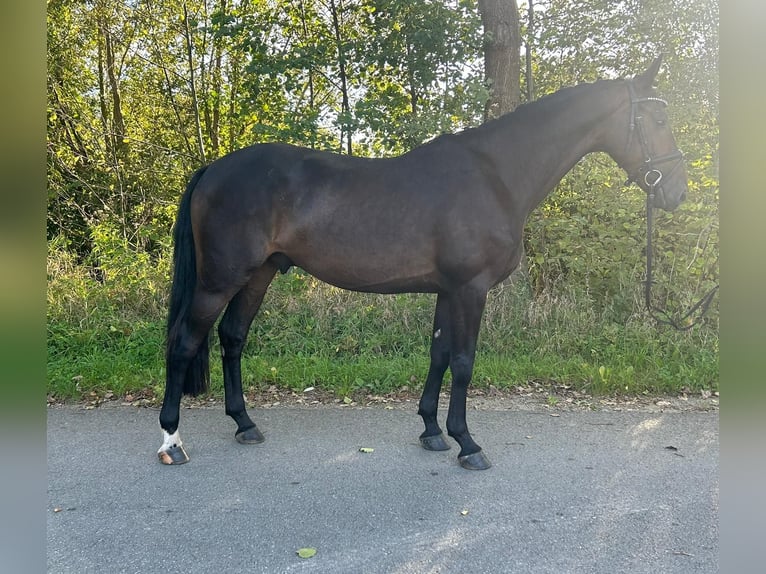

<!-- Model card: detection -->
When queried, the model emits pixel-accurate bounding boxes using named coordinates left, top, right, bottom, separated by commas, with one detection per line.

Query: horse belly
left=288, top=239, right=442, bottom=294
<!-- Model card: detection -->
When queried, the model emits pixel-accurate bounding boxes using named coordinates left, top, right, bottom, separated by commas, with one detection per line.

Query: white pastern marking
left=158, top=429, right=183, bottom=453
left=434, top=328, right=441, bottom=339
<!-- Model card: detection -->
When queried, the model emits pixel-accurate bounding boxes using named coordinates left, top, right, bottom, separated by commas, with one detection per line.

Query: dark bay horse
left=158, top=57, right=687, bottom=469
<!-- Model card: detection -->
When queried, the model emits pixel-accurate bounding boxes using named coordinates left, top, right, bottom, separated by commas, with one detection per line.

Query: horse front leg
left=418, top=293, right=452, bottom=451
left=445, top=285, right=492, bottom=470
left=218, top=263, right=277, bottom=444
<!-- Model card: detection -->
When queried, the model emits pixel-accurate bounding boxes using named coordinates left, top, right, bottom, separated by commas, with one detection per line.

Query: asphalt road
left=47, top=403, right=718, bottom=573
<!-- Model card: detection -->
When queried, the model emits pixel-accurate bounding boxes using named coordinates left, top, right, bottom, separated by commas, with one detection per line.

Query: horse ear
left=634, top=55, right=664, bottom=89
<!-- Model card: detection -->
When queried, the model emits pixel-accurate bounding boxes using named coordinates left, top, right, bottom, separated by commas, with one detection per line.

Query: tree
left=355, top=0, right=485, bottom=155
left=477, top=0, right=528, bottom=286
left=46, top=0, right=717, bottom=311
left=478, top=0, right=521, bottom=120
left=523, top=0, right=719, bottom=303
left=329, top=0, right=353, bottom=154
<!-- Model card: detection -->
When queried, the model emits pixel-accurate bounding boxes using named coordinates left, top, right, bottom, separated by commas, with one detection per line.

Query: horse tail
left=167, top=165, right=210, bottom=396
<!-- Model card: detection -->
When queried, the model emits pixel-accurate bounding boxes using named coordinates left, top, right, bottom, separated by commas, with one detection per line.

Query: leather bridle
left=624, top=81, right=718, bottom=330
left=624, top=80, right=686, bottom=208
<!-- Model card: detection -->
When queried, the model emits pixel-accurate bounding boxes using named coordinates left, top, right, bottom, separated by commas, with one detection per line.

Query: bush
left=47, top=234, right=718, bottom=401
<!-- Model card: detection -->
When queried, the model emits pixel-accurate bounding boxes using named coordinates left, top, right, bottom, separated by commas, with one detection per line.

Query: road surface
left=47, top=402, right=718, bottom=573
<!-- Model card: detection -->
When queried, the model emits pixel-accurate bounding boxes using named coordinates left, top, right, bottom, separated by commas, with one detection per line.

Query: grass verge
left=47, top=252, right=718, bottom=402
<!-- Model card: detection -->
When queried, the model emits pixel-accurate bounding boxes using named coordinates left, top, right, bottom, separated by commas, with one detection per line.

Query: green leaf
left=297, top=548, right=316, bottom=559
left=359, top=447, right=374, bottom=453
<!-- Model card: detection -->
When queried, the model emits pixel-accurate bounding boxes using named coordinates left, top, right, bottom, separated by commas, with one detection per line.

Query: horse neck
left=468, top=81, right=628, bottom=216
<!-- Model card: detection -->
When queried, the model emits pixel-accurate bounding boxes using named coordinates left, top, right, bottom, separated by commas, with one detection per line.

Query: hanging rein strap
left=626, top=82, right=718, bottom=330
left=644, top=188, right=718, bottom=331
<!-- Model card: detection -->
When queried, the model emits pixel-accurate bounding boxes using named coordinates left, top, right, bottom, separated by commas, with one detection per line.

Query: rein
left=626, top=82, right=719, bottom=330
left=644, top=188, right=718, bottom=331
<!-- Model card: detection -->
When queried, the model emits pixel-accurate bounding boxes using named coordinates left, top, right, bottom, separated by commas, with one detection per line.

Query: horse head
left=612, top=56, right=688, bottom=211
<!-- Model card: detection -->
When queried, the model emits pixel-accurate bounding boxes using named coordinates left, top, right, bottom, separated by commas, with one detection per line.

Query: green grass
left=47, top=244, right=718, bottom=402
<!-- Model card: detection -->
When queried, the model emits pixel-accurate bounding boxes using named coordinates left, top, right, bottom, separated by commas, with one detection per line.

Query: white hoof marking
left=158, top=429, right=183, bottom=453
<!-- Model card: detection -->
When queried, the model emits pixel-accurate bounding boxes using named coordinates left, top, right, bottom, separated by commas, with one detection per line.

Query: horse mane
left=488, top=77, right=623, bottom=127
left=417, top=78, right=624, bottom=151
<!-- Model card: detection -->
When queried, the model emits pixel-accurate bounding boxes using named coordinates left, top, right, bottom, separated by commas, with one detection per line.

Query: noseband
left=624, top=81, right=685, bottom=207
left=624, top=81, right=718, bottom=330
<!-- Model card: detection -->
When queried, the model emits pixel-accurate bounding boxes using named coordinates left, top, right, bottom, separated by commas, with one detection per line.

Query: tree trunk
left=228, top=58, right=240, bottom=153
left=478, top=0, right=521, bottom=121
left=298, top=0, right=317, bottom=148
left=149, top=32, right=195, bottom=160
left=478, top=0, right=529, bottom=288
left=405, top=41, right=419, bottom=116
left=99, top=16, right=127, bottom=161
left=203, top=0, right=224, bottom=158
left=525, top=0, right=535, bottom=102
left=329, top=0, right=352, bottom=155
left=182, top=1, right=207, bottom=163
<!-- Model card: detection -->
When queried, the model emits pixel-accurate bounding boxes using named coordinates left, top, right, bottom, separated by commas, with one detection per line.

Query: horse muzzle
left=650, top=164, right=689, bottom=212
left=627, top=151, right=687, bottom=212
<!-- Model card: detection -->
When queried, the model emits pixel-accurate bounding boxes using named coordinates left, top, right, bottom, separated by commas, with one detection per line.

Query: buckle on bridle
left=644, top=169, right=662, bottom=188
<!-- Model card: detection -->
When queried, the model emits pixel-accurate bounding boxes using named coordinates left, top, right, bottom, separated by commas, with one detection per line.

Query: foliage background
left=47, top=0, right=718, bottom=400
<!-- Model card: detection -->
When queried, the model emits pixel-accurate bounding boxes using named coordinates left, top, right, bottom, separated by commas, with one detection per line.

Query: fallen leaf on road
left=359, top=447, right=374, bottom=453
left=297, top=548, right=317, bottom=559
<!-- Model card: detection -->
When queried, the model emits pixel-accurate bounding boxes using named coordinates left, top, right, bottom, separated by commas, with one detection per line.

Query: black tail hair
left=166, top=166, right=210, bottom=396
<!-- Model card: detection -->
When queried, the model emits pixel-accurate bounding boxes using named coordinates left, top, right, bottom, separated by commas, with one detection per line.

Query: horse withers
left=158, top=57, right=687, bottom=469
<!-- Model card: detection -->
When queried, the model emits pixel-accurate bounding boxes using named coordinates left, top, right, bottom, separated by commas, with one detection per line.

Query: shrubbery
left=47, top=223, right=718, bottom=401
left=46, top=0, right=718, bottom=401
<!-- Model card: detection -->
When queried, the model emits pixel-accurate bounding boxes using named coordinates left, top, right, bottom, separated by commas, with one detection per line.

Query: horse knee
left=449, top=353, right=474, bottom=385
left=430, top=345, right=450, bottom=371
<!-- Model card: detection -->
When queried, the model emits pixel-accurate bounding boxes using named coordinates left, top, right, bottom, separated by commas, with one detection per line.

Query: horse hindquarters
left=158, top=167, right=240, bottom=464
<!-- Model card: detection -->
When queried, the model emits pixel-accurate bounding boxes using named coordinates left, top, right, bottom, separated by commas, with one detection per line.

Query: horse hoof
left=235, top=426, right=265, bottom=444
left=420, top=432, right=451, bottom=451
left=158, top=444, right=190, bottom=465
left=458, top=450, right=491, bottom=470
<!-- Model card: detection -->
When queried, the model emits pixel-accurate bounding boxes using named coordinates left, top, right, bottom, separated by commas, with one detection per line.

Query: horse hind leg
left=218, top=262, right=278, bottom=444
left=159, top=286, right=232, bottom=464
